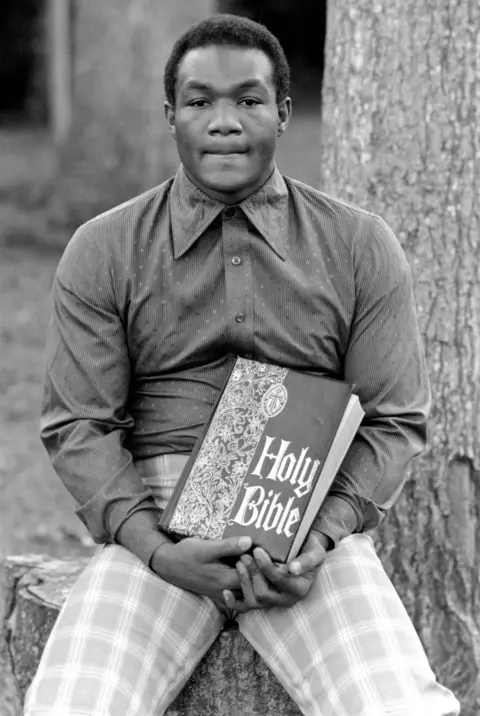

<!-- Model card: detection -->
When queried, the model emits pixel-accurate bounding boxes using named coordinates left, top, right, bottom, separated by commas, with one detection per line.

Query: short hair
left=164, top=14, right=290, bottom=107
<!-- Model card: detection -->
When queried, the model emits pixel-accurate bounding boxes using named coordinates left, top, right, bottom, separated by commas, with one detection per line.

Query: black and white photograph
left=0, top=1, right=477, bottom=714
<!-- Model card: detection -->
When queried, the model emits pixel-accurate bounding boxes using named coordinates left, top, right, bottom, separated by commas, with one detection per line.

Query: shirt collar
left=170, top=164, right=289, bottom=260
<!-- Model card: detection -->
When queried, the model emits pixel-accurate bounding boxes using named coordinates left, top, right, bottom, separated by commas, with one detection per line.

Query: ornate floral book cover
left=160, top=357, right=365, bottom=562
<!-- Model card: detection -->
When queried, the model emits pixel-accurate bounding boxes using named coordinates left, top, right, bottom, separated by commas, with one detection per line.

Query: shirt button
left=231, top=256, right=242, bottom=266
left=235, top=313, right=245, bottom=323
left=224, top=206, right=236, bottom=218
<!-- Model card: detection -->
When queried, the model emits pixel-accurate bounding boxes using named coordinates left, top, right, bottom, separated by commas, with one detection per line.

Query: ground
left=0, top=110, right=321, bottom=713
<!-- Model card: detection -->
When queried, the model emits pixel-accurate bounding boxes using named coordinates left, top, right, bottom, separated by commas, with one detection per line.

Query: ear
left=276, top=97, right=292, bottom=137
left=165, top=101, right=176, bottom=140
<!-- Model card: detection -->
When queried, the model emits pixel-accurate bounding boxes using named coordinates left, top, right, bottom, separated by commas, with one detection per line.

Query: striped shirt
left=40, top=165, right=430, bottom=567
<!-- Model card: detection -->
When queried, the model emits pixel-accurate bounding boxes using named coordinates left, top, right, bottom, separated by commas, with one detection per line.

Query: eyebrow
left=181, top=79, right=266, bottom=93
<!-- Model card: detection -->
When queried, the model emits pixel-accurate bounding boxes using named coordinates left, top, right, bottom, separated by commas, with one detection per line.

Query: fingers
left=237, top=559, right=259, bottom=607
left=288, top=534, right=327, bottom=576
left=223, top=559, right=268, bottom=614
left=237, top=554, right=308, bottom=611
left=251, top=547, right=289, bottom=585
left=251, top=547, right=312, bottom=595
left=240, top=555, right=274, bottom=604
left=223, top=588, right=248, bottom=613
left=197, top=535, right=252, bottom=560
left=249, top=547, right=318, bottom=599
left=223, top=561, right=290, bottom=614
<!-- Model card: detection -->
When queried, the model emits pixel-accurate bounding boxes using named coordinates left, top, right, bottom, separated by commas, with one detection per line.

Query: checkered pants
left=25, top=455, right=460, bottom=716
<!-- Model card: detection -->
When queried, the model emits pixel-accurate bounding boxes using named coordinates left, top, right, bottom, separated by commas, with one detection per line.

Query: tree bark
left=320, top=1, right=480, bottom=712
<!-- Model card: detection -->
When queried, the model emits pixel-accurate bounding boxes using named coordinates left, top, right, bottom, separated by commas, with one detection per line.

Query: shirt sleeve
left=312, top=215, right=431, bottom=546
left=40, top=224, right=171, bottom=567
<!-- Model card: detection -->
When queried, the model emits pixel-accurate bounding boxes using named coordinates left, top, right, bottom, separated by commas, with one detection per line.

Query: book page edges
left=286, top=395, right=365, bottom=562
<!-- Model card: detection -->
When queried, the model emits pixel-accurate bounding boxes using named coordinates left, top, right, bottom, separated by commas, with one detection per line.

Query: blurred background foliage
left=0, top=0, right=325, bottom=249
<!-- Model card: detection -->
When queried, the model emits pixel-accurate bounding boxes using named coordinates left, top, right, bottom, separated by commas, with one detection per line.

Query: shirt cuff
left=115, top=508, right=173, bottom=568
left=311, top=495, right=359, bottom=548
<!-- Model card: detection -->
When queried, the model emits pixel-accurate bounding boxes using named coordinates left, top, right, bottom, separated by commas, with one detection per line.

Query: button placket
left=222, top=209, right=253, bottom=353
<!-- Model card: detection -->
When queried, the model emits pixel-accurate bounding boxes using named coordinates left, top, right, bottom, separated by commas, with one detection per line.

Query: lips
left=204, top=148, right=248, bottom=155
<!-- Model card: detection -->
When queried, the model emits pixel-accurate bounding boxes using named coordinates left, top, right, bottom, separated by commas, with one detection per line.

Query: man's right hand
left=150, top=535, right=252, bottom=604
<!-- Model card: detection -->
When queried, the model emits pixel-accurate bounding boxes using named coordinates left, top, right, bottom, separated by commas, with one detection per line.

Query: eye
left=240, top=98, right=261, bottom=107
left=189, top=99, right=210, bottom=108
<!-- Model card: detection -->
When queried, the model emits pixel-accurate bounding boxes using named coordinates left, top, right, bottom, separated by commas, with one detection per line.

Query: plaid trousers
left=25, top=455, right=460, bottom=716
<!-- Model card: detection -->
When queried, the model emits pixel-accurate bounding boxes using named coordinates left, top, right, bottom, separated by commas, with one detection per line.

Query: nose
left=208, top=100, right=242, bottom=135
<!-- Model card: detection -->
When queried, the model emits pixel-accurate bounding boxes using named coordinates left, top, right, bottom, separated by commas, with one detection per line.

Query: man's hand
left=223, top=531, right=329, bottom=613
left=150, top=535, right=252, bottom=604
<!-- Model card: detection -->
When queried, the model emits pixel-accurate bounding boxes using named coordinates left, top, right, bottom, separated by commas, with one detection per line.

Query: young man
left=26, top=14, right=460, bottom=716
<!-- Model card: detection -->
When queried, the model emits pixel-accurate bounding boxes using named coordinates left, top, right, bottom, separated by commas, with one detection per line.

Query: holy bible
left=160, top=357, right=365, bottom=563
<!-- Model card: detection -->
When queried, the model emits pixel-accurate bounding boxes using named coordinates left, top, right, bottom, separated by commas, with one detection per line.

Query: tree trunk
left=47, top=0, right=72, bottom=142
left=320, top=1, right=480, bottom=712
left=49, top=0, right=216, bottom=231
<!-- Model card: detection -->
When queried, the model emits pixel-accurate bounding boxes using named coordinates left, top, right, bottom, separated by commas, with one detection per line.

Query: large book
left=160, top=357, right=365, bottom=563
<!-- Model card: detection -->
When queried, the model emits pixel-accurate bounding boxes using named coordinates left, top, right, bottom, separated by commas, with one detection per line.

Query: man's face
left=165, top=45, right=291, bottom=204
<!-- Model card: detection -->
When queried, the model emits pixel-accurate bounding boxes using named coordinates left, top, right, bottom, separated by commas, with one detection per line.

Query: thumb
left=289, top=533, right=327, bottom=575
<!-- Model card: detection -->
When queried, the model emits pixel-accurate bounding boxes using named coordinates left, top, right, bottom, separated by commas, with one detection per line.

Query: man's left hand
left=223, top=530, right=331, bottom=613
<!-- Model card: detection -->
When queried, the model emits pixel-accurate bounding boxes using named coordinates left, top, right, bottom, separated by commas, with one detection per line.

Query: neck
left=183, top=164, right=276, bottom=205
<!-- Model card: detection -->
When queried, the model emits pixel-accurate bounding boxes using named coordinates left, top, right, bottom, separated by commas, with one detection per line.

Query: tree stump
left=1, top=555, right=301, bottom=716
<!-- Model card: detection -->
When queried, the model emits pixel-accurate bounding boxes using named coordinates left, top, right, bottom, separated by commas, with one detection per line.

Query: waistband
left=135, top=453, right=190, bottom=480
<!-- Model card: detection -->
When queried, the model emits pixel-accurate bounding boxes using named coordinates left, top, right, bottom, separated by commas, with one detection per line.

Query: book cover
left=160, top=357, right=364, bottom=562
